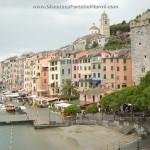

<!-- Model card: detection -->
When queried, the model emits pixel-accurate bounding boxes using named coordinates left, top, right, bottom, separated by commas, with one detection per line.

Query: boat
left=5, top=104, right=16, bottom=112
left=16, top=106, right=26, bottom=114
left=0, top=104, right=6, bottom=111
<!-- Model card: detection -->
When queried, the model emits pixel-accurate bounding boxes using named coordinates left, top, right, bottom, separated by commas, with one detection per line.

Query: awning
left=90, top=80, right=101, bottom=85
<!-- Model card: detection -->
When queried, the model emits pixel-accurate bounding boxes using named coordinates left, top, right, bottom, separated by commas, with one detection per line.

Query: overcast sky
left=0, top=0, right=149, bottom=60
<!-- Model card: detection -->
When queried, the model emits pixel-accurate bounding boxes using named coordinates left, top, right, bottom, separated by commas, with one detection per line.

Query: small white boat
left=0, top=104, right=6, bottom=111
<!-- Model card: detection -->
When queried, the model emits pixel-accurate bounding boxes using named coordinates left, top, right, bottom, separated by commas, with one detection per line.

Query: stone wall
left=130, top=12, right=150, bottom=84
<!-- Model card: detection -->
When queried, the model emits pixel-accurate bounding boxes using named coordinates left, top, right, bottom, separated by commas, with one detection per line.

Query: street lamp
left=48, top=105, right=51, bottom=124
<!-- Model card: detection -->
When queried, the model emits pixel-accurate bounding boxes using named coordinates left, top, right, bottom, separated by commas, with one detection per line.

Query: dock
left=0, top=119, right=34, bottom=125
left=33, top=121, right=70, bottom=129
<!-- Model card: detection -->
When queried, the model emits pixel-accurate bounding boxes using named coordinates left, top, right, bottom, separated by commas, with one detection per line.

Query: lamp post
left=48, top=105, right=51, bottom=124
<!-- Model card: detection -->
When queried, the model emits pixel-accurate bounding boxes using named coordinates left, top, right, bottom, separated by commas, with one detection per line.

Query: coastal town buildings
left=1, top=56, right=18, bottom=91
left=130, top=10, right=150, bottom=84
left=24, top=51, right=57, bottom=96
left=48, top=57, right=72, bottom=96
left=101, top=50, right=132, bottom=89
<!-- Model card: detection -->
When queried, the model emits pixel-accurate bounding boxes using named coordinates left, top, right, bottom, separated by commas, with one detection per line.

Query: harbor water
left=0, top=124, right=137, bottom=150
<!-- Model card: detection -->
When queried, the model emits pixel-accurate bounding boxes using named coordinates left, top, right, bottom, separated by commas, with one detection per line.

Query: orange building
left=101, top=50, right=132, bottom=89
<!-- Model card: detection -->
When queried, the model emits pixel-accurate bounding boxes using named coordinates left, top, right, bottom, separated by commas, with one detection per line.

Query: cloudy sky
left=0, top=0, right=149, bottom=60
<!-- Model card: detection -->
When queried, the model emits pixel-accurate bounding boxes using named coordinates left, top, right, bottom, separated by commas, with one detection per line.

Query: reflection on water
left=0, top=125, right=136, bottom=150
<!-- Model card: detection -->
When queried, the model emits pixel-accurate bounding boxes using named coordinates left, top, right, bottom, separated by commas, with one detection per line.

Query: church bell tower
left=100, top=12, right=110, bottom=37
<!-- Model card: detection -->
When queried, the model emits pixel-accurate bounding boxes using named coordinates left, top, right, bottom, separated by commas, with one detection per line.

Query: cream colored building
left=24, top=51, right=57, bottom=96
left=1, top=56, right=19, bottom=91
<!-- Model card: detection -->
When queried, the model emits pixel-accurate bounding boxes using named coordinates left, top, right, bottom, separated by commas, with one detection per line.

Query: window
left=84, top=66, right=87, bottom=70
left=117, top=66, right=120, bottom=71
left=81, top=82, right=83, bottom=87
left=117, top=59, right=119, bottom=63
left=98, top=73, right=100, bottom=78
left=98, top=64, right=101, bottom=69
left=111, top=66, right=113, bottom=71
left=103, top=59, right=106, bottom=63
left=62, top=69, right=64, bottom=75
left=103, top=66, right=106, bottom=71
left=93, top=64, right=96, bottom=69
left=141, top=67, right=145, bottom=73
left=55, top=66, right=57, bottom=70
left=122, top=84, right=127, bottom=88
left=51, top=61, right=54, bottom=66
left=93, top=96, right=95, bottom=103
left=52, top=74, right=54, bottom=80
left=111, top=59, right=113, bottom=63
left=117, top=84, right=120, bottom=89
left=51, top=67, right=54, bottom=71
left=74, top=74, right=76, bottom=78
left=88, top=66, right=91, bottom=70
left=85, top=75, right=87, bottom=79
left=124, top=76, right=127, bottom=80
left=68, top=69, right=70, bottom=74
left=124, top=66, right=127, bottom=71
left=33, top=87, right=36, bottom=92
left=33, top=79, right=36, bottom=83
left=74, top=66, right=76, bottom=70
left=56, top=74, right=58, bottom=80
left=78, top=74, right=81, bottom=78
left=123, top=59, right=126, bottom=64
left=104, top=74, right=106, bottom=79
left=44, top=79, right=47, bottom=84
left=93, top=73, right=96, bottom=78
left=111, top=74, right=114, bottom=79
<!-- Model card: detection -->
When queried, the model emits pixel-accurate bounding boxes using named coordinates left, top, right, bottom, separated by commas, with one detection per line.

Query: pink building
left=80, top=87, right=112, bottom=105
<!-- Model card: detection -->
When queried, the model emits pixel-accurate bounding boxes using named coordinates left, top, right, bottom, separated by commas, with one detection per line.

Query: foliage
left=61, top=79, right=79, bottom=101
left=104, top=38, right=130, bottom=50
left=110, top=21, right=130, bottom=36
left=101, top=71, right=150, bottom=111
left=87, top=104, right=98, bottom=114
left=64, top=104, right=81, bottom=115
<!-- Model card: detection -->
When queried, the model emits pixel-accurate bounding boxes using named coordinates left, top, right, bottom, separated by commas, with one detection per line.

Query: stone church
left=89, top=11, right=110, bottom=38
left=72, top=12, right=110, bottom=51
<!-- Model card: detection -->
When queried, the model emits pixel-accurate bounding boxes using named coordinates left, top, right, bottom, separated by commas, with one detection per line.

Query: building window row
left=103, top=66, right=127, bottom=71
left=103, top=74, right=127, bottom=80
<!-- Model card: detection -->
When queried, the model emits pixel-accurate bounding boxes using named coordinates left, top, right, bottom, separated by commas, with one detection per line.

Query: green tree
left=62, top=79, right=79, bottom=101
left=64, top=104, right=81, bottom=116
left=101, top=71, right=150, bottom=115
left=87, top=104, right=98, bottom=113
left=87, top=104, right=98, bottom=119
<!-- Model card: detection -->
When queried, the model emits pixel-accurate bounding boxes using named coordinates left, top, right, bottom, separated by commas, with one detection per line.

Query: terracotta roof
left=82, top=87, right=111, bottom=96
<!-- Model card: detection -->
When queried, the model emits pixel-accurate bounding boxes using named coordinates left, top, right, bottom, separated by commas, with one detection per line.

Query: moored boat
left=5, top=104, right=16, bottom=112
